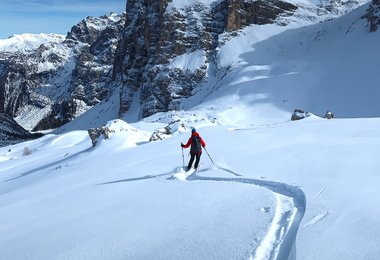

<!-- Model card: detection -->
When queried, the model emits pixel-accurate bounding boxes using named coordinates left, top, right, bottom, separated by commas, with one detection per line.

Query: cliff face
left=225, top=0, right=297, bottom=31
left=363, top=0, right=380, bottom=31
left=114, top=0, right=298, bottom=118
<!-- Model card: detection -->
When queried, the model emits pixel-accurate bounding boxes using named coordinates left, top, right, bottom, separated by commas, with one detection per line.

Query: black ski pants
left=187, top=152, right=201, bottom=170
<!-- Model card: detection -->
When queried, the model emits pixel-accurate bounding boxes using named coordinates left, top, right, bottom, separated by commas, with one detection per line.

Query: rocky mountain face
left=363, top=0, right=380, bottom=31
left=113, top=0, right=299, bottom=118
left=0, top=0, right=371, bottom=142
left=0, top=13, right=125, bottom=132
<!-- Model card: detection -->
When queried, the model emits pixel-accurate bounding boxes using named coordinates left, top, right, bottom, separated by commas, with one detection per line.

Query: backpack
left=190, top=135, right=202, bottom=154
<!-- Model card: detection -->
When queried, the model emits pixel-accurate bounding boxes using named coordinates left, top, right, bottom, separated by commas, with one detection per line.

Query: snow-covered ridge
left=81, top=12, right=122, bottom=31
left=166, top=0, right=370, bottom=18
left=167, top=0, right=216, bottom=11
left=0, top=33, right=65, bottom=52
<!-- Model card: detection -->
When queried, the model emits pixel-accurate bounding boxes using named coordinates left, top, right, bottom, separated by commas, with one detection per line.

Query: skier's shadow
left=98, top=171, right=175, bottom=185
left=99, top=166, right=242, bottom=185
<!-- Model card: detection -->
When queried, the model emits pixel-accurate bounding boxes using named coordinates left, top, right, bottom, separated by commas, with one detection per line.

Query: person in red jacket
left=181, top=128, right=206, bottom=171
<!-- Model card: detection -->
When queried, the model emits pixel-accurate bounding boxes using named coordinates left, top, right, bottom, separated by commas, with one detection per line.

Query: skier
left=181, top=128, right=206, bottom=171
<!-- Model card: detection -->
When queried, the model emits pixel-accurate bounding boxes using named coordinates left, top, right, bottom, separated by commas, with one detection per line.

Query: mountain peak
left=0, top=33, right=65, bottom=52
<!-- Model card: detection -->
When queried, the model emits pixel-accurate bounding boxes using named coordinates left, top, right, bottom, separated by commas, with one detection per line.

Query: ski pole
left=181, top=147, right=185, bottom=166
left=204, top=147, right=215, bottom=165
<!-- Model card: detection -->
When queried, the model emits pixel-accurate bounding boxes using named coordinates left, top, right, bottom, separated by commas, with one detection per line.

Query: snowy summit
left=0, top=33, right=65, bottom=52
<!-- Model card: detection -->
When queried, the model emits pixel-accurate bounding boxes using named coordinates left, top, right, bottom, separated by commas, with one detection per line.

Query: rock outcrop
left=324, top=110, right=334, bottom=119
left=88, top=126, right=113, bottom=147
left=291, top=109, right=311, bottom=121
left=225, top=0, right=297, bottom=31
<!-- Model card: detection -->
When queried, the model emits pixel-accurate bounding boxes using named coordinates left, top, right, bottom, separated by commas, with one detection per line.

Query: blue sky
left=0, top=0, right=126, bottom=39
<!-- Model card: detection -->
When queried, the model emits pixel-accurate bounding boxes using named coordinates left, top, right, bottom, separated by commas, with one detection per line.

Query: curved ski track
left=174, top=167, right=306, bottom=260
left=100, top=165, right=306, bottom=259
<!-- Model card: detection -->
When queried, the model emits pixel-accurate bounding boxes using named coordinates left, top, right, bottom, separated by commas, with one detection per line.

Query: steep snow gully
left=179, top=167, right=306, bottom=260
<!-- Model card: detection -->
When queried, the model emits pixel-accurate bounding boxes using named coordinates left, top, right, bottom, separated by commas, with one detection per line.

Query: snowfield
left=1, top=116, right=380, bottom=259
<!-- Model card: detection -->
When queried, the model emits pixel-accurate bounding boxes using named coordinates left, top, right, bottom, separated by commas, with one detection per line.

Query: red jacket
left=182, top=132, right=206, bottom=153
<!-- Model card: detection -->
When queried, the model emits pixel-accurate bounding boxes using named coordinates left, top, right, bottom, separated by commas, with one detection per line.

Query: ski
left=174, top=167, right=196, bottom=181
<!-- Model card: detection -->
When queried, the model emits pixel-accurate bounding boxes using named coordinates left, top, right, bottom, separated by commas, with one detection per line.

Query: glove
left=181, top=142, right=184, bottom=148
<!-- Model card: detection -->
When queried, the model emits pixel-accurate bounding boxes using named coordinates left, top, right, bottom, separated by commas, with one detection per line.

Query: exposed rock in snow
left=291, top=109, right=311, bottom=121
left=87, top=126, right=113, bottom=147
left=324, top=110, right=334, bottom=119
left=225, top=0, right=297, bottom=31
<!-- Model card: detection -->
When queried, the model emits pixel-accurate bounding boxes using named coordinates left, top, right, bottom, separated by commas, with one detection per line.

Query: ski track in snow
left=183, top=168, right=306, bottom=260
left=227, top=121, right=291, bottom=132
left=100, top=166, right=306, bottom=260
left=302, top=211, right=328, bottom=228
left=313, top=187, right=327, bottom=199
left=140, top=166, right=305, bottom=260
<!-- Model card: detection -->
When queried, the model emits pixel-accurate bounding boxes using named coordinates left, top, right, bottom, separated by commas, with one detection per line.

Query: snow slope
left=182, top=2, right=380, bottom=122
left=1, top=115, right=380, bottom=259
left=0, top=120, right=277, bottom=259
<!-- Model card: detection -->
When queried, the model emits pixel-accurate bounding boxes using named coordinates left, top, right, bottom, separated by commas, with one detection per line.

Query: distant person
left=181, top=128, right=206, bottom=171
